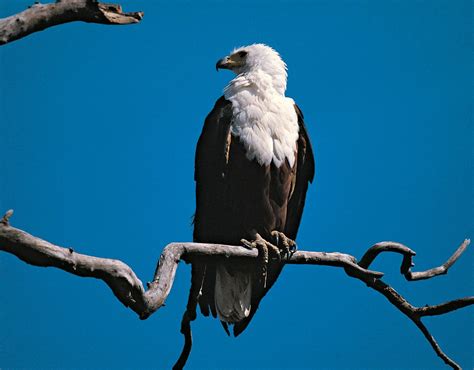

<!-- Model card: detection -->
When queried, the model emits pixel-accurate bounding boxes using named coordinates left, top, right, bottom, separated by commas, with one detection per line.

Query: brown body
left=193, top=96, right=314, bottom=336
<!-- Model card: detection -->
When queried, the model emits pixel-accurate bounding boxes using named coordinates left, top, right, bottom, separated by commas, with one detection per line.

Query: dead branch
left=0, top=0, right=143, bottom=46
left=0, top=210, right=471, bottom=369
left=359, top=239, right=471, bottom=281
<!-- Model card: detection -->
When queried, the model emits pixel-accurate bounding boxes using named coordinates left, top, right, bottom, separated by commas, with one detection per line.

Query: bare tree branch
left=413, top=318, right=460, bottom=369
left=0, top=210, right=471, bottom=369
left=415, top=297, right=474, bottom=317
left=0, top=0, right=143, bottom=46
left=359, top=239, right=471, bottom=281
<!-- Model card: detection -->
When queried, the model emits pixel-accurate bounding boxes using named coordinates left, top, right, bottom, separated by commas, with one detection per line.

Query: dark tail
left=196, top=259, right=284, bottom=337
left=233, top=261, right=284, bottom=336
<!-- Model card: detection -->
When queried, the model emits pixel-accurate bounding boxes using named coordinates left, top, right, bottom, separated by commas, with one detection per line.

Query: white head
left=216, top=43, right=288, bottom=95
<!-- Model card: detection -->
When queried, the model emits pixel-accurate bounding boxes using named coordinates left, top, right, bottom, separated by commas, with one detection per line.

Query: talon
left=288, top=249, right=296, bottom=260
left=266, top=243, right=281, bottom=262
left=271, top=230, right=297, bottom=256
left=280, top=246, right=290, bottom=261
left=243, top=234, right=279, bottom=289
left=244, top=233, right=292, bottom=289
left=273, top=232, right=280, bottom=248
left=254, top=240, right=269, bottom=288
left=241, top=238, right=254, bottom=250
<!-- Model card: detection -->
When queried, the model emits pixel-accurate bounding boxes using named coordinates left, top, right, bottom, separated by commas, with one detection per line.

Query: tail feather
left=220, top=321, right=231, bottom=336
left=233, top=262, right=284, bottom=337
left=214, top=264, right=252, bottom=323
left=198, top=263, right=217, bottom=318
left=199, top=260, right=284, bottom=336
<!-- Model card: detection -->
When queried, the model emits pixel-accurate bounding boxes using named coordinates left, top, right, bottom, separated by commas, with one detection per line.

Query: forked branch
left=0, top=0, right=143, bottom=46
left=359, top=239, right=471, bottom=281
left=0, top=210, right=471, bottom=369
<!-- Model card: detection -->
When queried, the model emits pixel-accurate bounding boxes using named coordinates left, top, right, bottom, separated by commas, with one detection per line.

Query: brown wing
left=194, top=96, right=233, bottom=242
left=284, top=104, right=315, bottom=239
left=193, top=98, right=314, bottom=333
left=233, top=103, right=315, bottom=337
left=193, top=96, right=233, bottom=318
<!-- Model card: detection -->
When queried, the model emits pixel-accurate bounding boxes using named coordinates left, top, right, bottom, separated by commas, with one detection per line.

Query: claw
left=242, top=233, right=282, bottom=289
left=240, top=238, right=254, bottom=250
left=270, top=231, right=297, bottom=261
left=254, top=240, right=268, bottom=288
left=273, top=232, right=280, bottom=248
left=263, top=240, right=280, bottom=262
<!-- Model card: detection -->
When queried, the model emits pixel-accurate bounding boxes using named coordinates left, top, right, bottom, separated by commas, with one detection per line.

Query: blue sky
left=0, top=0, right=472, bottom=368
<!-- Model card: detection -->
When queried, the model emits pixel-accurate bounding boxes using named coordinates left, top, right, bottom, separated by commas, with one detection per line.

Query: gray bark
left=0, top=210, right=472, bottom=369
left=0, top=0, right=143, bottom=46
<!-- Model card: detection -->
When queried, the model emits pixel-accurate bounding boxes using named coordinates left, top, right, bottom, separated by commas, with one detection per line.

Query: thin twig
left=358, top=239, right=471, bottom=281
left=413, top=319, right=460, bottom=370
left=408, top=239, right=471, bottom=281
left=0, top=209, right=13, bottom=226
left=415, top=297, right=474, bottom=317
left=173, top=311, right=193, bottom=370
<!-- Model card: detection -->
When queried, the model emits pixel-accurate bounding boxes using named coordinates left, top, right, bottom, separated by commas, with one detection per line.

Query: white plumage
left=223, top=44, right=300, bottom=168
left=214, top=44, right=301, bottom=323
left=215, top=265, right=252, bottom=323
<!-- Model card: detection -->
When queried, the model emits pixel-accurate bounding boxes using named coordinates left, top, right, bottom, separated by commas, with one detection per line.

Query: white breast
left=224, top=72, right=299, bottom=168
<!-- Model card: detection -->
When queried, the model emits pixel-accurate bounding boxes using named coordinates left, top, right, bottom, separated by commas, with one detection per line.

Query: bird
left=192, top=43, right=314, bottom=337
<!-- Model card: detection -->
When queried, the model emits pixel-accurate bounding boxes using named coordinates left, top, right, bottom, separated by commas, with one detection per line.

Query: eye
left=238, top=51, right=248, bottom=58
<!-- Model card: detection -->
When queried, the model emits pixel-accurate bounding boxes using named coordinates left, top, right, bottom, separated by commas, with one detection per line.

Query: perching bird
left=193, top=44, right=314, bottom=336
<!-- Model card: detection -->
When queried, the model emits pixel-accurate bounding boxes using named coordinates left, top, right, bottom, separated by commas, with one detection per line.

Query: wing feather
left=193, top=96, right=233, bottom=317
left=233, top=103, right=315, bottom=336
left=284, top=104, right=315, bottom=239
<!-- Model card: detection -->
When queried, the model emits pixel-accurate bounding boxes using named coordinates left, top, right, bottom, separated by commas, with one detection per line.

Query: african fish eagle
left=193, top=43, right=315, bottom=336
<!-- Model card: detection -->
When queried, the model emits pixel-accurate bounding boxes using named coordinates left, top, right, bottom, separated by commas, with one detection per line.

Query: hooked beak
left=215, top=56, right=232, bottom=71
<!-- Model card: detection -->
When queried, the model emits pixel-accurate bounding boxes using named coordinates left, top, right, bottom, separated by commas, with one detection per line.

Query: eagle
left=193, top=44, right=314, bottom=336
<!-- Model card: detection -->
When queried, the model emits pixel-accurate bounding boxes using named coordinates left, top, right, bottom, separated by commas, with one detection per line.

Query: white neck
left=224, top=70, right=299, bottom=168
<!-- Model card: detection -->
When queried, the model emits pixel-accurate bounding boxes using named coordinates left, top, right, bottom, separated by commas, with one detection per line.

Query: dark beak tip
left=215, top=57, right=228, bottom=72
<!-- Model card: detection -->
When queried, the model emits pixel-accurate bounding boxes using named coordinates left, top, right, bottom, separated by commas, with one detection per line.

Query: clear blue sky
left=0, top=1, right=472, bottom=368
